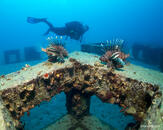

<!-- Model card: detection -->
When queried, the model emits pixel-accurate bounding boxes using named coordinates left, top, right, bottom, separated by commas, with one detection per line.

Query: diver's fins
left=27, top=17, right=47, bottom=24
left=27, top=17, right=55, bottom=36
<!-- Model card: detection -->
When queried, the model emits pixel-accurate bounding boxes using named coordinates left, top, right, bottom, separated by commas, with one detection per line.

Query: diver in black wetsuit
left=27, top=17, right=89, bottom=42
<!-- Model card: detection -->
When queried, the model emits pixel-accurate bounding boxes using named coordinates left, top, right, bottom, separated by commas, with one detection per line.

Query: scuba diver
left=27, top=17, right=89, bottom=42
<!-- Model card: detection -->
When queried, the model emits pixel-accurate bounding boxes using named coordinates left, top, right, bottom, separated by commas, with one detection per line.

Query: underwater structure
left=4, top=50, right=21, bottom=64
left=81, top=39, right=125, bottom=55
left=0, top=50, right=162, bottom=130
left=131, top=44, right=163, bottom=72
left=3, top=46, right=42, bottom=65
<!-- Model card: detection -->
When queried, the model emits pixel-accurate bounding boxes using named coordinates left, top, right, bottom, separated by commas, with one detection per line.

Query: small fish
left=41, top=48, right=47, bottom=52
left=25, top=64, right=30, bottom=68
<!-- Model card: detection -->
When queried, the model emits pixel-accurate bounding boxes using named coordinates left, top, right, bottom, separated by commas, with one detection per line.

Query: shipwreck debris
left=0, top=54, right=162, bottom=129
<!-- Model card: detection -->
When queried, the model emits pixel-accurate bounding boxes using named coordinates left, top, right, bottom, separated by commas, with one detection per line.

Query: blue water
left=0, top=0, right=162, bottom=52
left=20, top=94, right=136, bottom=130
left=0, top=0, right=163, bottom=129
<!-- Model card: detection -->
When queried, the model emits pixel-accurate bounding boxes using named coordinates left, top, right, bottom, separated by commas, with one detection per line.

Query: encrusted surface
left=0, top=60, right=72, bottom=90
left=0, top=51, right=162, bottom=129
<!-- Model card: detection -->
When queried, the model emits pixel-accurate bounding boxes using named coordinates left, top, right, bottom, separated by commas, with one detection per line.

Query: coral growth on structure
left=42, top=36, right=68, bottom=63
left=100, top=39, right=129, bottom=69
left=0, top=58, right=162, bottom=129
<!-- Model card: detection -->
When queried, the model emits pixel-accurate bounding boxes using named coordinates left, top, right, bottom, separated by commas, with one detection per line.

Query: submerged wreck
left=0, top=52, right=162, bottom=130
